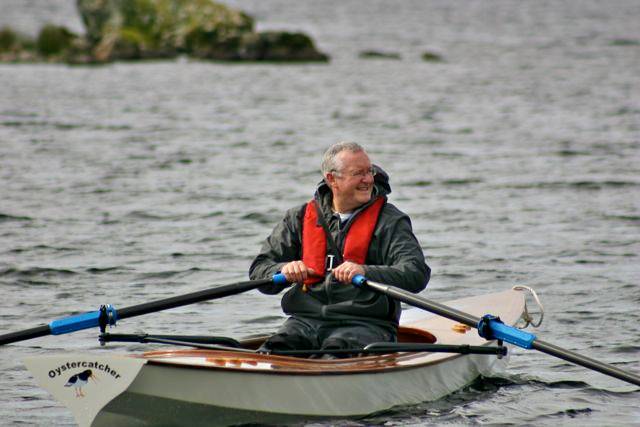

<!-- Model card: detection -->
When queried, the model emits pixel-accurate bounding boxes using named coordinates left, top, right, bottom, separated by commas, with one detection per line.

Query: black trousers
left=261, top=315, right=396, bottom=355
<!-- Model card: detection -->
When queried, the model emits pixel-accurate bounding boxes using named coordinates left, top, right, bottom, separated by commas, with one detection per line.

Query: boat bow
left=23, top=355, right=146, bottom=427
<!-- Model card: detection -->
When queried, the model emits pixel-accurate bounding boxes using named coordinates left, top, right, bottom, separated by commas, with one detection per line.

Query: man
left=249, top=142, right=430, bottom=355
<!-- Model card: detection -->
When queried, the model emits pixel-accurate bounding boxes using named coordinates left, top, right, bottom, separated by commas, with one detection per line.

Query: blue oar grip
left=352, top=274, right=367, bottom=287
left=477, top=314, right=536, bottom=349
left=49, top=305, right=118, bottom=335
left=272, top=273, right=288, bottom=286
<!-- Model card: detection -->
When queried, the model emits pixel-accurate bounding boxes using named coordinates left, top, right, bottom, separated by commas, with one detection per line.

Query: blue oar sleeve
left=49, top=305, right=118, bottom=335
left=478, top=315, right=536, bottom=349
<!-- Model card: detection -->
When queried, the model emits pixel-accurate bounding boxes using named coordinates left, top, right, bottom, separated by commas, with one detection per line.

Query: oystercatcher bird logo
left=64, top=369, right=98, bottom=397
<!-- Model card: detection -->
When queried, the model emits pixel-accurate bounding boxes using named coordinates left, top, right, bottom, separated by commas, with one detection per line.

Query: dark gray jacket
left=249, top=168, right=430, bottom=326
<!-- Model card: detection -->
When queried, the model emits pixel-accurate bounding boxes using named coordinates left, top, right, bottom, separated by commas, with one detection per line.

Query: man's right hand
left=281, top=261, right=317, bottom=284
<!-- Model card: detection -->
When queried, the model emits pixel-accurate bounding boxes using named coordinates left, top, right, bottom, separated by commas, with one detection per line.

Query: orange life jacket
left=301, top=196, right=385, bottom=285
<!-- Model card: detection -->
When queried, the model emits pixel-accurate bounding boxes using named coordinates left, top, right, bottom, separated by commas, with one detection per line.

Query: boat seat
left=397, top=326, right=437, bottom=344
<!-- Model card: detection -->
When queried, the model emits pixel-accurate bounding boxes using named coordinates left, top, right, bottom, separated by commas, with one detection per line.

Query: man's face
left=328, top=150, right=375, bottom=212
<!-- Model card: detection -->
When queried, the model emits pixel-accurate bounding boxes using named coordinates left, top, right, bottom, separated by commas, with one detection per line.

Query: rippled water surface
left=1, top=0, right=639, bottom=425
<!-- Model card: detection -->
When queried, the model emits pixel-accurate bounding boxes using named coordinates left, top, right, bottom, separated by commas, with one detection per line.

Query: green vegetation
left=1, top=0, right=328, bottom=64
left=0, top=27, right=18, bottom=52
left=36, top=25, right=77, bottom=56
left=422, top=51, right=444, bottom=62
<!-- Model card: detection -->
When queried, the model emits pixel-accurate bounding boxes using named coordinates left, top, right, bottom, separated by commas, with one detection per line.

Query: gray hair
left=321, top=141, right=365, bottom=176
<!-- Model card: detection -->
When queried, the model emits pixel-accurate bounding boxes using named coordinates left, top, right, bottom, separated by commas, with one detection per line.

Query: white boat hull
left=25, top=289, right=525, bottom=427
left=96, top=351, right=504, bottom=426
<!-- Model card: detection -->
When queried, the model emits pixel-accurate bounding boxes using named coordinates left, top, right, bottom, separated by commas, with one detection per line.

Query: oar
left=352, top=275, right=640, bottom=387
left=0, top=274, right=287, bottom=346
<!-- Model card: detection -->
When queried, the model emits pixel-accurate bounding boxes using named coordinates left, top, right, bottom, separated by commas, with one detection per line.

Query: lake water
left=1, top=0, right=639, bottom=425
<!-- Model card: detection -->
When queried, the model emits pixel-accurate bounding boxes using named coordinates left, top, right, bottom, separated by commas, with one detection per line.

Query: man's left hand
left=332, top=261, right=365, bottom=284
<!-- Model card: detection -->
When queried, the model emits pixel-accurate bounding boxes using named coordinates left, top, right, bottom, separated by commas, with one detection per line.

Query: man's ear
left=325, top=173, right=337, bottom=188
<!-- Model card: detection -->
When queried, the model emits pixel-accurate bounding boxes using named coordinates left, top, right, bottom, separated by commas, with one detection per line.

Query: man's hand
left=332, top=261, right=365, bottom=284
left=281, top=261, right=317, bottom=284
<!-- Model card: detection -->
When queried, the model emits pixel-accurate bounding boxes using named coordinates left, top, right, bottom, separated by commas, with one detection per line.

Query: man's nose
left=362, top=173, right=374, bottom=183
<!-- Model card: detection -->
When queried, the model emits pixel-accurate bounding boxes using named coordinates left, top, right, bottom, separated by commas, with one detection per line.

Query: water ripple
left=0, top=267, right=77, bottom=279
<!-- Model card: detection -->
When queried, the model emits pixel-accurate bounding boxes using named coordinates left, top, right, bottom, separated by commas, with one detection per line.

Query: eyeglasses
left=332, top=167, right=377, bottom=179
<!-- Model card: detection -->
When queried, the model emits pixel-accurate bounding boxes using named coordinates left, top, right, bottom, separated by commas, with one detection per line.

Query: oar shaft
left=365, top=280, right=480, bottom=326
left=117, top=278, right=272, bottom=320
left=0, top=275, right=284, bottom=346
left=357, top=276, right=640, bottom=387
left=0, top=325, right=50, bottom=346
left=533, top=339, right=640, bottom=387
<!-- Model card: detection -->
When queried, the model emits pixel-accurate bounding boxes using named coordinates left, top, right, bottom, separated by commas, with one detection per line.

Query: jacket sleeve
left=249, top=206, right=304, bottom=294
left=362, top=213, right=430, bottom=293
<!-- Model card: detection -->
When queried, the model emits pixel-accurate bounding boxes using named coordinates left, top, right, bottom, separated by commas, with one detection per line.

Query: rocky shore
left=0, top=0, right=329, bottom=64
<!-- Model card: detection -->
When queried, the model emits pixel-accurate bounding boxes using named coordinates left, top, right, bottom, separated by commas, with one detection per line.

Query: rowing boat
left=24, top=288, right=526, bottom=427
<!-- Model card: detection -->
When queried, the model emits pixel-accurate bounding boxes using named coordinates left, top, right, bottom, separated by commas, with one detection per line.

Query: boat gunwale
left=136, top=341, right=501, bottom=376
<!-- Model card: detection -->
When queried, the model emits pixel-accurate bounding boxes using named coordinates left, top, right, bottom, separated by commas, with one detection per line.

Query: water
left=1, top=0, right=639, bottom=425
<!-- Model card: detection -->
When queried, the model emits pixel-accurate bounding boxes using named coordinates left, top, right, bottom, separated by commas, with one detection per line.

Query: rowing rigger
left=98, top=332, right=509, bottom=357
